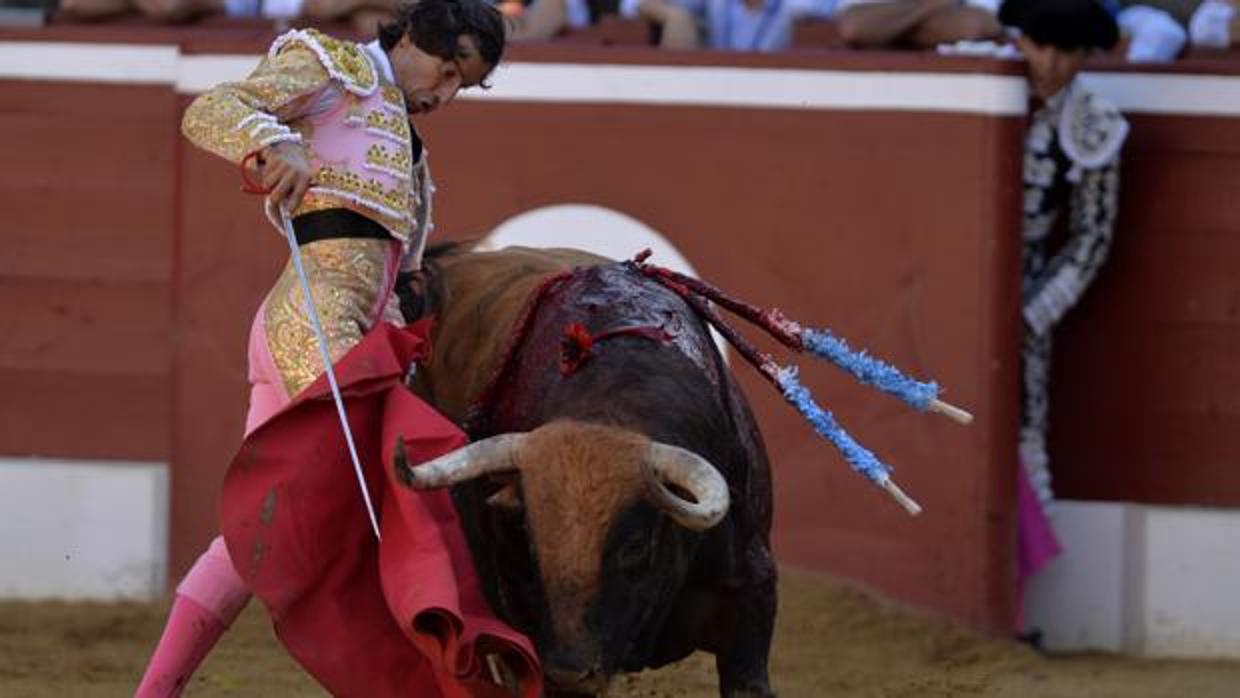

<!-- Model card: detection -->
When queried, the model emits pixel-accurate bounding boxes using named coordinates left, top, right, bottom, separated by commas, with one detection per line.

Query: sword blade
left=279, top=205, right=382, bottom=541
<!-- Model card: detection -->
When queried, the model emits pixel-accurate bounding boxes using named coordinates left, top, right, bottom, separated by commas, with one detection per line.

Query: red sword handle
left=240, top=149, right=274, bottom=195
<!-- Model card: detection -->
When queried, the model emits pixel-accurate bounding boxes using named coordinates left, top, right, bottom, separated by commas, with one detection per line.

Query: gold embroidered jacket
left=182, top=29, right=434, bottom=261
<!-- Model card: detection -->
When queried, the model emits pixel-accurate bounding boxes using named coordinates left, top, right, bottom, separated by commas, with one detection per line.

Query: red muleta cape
left=220, top=320, right=541, bottom=698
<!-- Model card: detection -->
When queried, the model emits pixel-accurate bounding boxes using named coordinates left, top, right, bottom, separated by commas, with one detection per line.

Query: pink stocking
left=135, top=536, right=251, bottom=697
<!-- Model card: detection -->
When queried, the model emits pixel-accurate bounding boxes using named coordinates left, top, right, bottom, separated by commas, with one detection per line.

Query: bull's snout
left=543, top=650, right=608, bottom=694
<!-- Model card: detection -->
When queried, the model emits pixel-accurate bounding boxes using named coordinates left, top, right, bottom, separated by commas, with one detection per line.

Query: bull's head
left=395, top=420, right=730, bottom=694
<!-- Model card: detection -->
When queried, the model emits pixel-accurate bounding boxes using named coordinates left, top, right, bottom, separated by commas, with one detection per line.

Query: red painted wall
left=0, top=81, right=177, bottom=461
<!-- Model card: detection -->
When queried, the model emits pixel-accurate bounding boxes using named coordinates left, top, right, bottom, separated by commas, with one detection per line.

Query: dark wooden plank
left=1074, top=228, right=1240, bottom=328
left=0, top=277, right=170, bottom=375
left=2, top=184, right=173, bottom=282
left=1052, top=413, right=1240, bottom=505
left=1126, top=114, right=1240, bottom=157
left=0, top=367, right=169, bottom=460
left=0, top=80, right=177, bottom=119
left=1052, top=326, right=1240, bottom=504
left=1054, top=326, right=1240, bottom=418
left=1118, top=151, right=1240, bottom=237
left=0, top=111, right=175, bottom=186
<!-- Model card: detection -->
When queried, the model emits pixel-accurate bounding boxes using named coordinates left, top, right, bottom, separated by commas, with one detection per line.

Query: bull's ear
left=486, top=484, right=523, bottom=511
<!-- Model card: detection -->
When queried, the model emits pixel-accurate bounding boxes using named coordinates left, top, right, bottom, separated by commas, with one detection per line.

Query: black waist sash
left=292, top=209, right=390, bottom=246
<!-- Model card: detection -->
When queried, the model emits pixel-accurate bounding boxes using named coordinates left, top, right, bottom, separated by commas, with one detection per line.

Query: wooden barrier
left=3, top=26, right=1237, bottom=634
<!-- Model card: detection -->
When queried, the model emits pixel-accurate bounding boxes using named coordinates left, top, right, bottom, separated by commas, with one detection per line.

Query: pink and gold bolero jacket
left=182, top=28, right=434, bottom=269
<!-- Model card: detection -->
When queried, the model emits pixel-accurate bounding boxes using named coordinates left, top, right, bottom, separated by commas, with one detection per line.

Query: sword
left=278, top=203, right=382, bottom=541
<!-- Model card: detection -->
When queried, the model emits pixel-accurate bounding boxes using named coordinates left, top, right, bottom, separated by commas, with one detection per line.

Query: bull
left=394, top=245, right=777, bottom=697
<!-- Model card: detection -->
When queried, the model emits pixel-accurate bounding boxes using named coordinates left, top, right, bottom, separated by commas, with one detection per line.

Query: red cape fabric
left=220, top=321, right=542, bottom=698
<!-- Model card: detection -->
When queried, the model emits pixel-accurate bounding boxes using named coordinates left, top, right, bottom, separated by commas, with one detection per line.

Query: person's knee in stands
left=507, top=0, right=572, bottom=40
left=836, top=0, right=947, bottom=47
left=58, top=0, right=131, bottom=20
left=60, top=0, right=220, bottom=21
left=908, top=4, right=1002, bottom=45
left=836, top=0, right=1001, bottom=48
left=132, top=0, right=220, bottom=22
left=637, top=0, right=701, bottom=49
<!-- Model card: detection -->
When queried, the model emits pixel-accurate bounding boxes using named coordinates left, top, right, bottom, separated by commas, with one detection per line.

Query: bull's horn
left=643, top=443, right=730, bottom=531
left=395, top=433, right=525, bottom=489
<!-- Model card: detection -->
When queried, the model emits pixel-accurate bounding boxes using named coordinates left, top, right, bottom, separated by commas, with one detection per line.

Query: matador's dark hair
left=378, top=0, right=506, bottom=86
left=999, top=0, right=1119, bottom=51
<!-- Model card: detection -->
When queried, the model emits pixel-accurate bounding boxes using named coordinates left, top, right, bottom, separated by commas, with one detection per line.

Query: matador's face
left=1017, top=35, right=1087, bottom=102
left=388, top=34, right=492, bottom=117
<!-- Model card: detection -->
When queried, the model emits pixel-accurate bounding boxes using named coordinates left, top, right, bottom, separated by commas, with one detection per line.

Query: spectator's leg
left=58, top=0, right=132, bottom=20
left=131, top=0, right=223, bottom=23
left=1118, top=6, right=1187, bottom=62
left=904, top=5, right=1001, bottom=48
left=349, top=5, right=396, bottom=35
left=509, top=0, right=571, bottom=41
left=301, top=0, right=369, bottom=21
left=637, top=0, right=701, bottom=49
left=835, top=0, right=955, bottom=48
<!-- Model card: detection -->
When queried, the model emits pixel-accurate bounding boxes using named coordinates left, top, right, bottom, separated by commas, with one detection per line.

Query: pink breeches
left=243, top=307, right=292, bottom=436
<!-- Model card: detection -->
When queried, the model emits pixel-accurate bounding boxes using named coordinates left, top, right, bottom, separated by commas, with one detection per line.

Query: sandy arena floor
left=2, top=568, right=1236, bottom=697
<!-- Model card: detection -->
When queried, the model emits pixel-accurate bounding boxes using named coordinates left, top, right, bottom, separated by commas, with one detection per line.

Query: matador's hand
left=261, top=141, right=314, bottom=213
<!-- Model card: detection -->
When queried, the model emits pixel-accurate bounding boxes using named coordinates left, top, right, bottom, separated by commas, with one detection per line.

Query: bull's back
left=414, top=245, right=610, bottom=425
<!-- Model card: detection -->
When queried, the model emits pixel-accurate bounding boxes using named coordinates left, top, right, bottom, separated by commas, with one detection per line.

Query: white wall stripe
left=456, top=62, right=1029, bottom=115
left=176, top=53, right=263, bottom=93
left=1081, top=71, right=1240, bottom=116
left=5, top=40, right=1240, bottom=116
left=0, top=41, right=178, bottom=84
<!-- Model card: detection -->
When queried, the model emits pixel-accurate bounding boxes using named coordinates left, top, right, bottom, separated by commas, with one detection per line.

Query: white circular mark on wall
left=479, top=203, right=729, bottom=362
